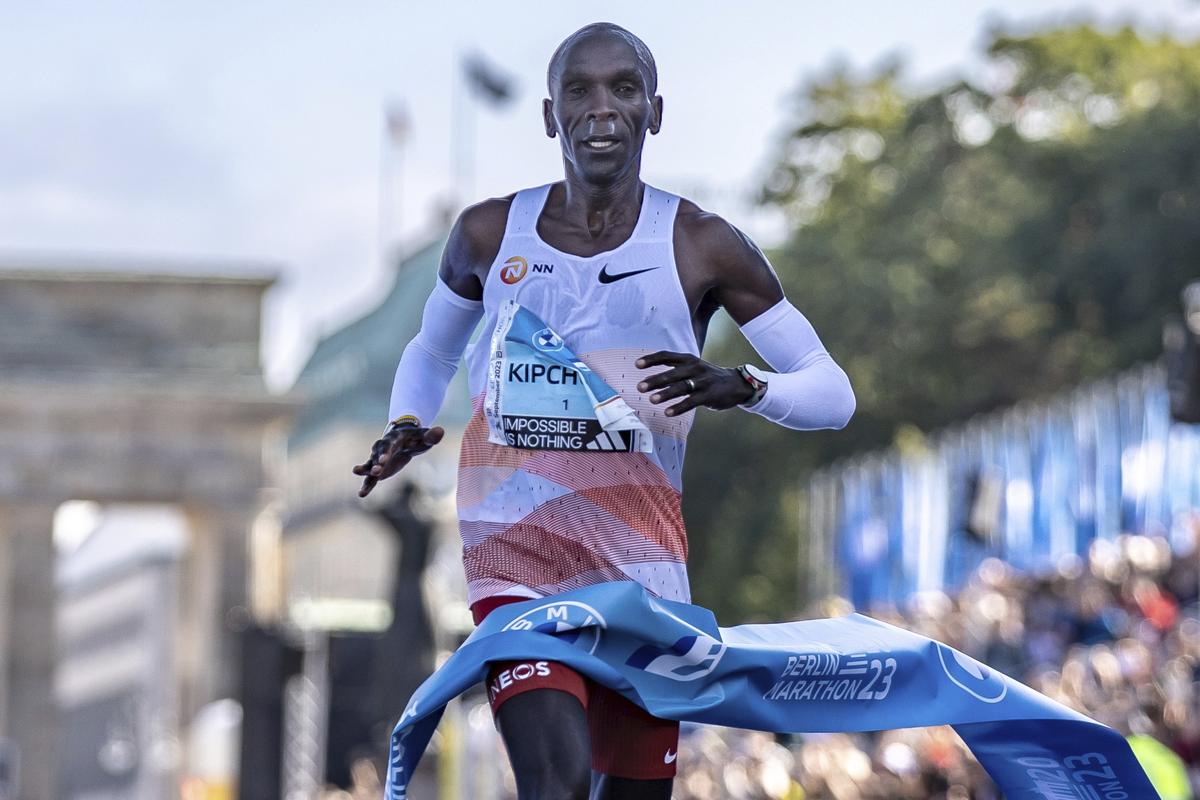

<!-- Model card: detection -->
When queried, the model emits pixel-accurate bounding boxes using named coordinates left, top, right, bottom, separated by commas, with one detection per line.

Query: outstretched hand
left=636, top=351, right=753, bottom=417
left=352, top=424, right=445, bottom=497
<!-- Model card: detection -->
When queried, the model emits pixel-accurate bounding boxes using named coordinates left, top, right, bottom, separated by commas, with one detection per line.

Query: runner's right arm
left=353, top=199, right=507, bottom=497
left=385, top=278, right=483, bottom=426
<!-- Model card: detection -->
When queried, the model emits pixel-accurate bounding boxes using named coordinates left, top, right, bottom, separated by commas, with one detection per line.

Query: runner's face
left=544, top=35, right=661, bottom=185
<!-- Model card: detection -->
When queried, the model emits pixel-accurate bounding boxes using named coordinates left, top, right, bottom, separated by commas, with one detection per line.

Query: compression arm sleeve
left=737, top=298, right=856, bottom=430
left=387, top=278, right=484, bottom=425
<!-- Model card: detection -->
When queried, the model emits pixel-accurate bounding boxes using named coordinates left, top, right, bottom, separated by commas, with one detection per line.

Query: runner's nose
left=586, top=92, right=619, bottom=129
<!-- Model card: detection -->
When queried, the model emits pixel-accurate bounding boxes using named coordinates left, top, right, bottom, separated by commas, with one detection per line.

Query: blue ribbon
left=386, top=582, right=1157, bottom=799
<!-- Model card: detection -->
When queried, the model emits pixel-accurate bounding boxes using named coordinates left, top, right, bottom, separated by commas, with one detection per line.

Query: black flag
left=463, top=52, right=517, bottom=106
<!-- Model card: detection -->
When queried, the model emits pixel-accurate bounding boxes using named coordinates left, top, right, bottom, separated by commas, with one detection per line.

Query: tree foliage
left=684, top=24, right=1200, bottom=622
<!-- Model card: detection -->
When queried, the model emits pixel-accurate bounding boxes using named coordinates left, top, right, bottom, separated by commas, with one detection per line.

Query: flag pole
left=380, top=101, right=409, bottom=269
left=451, top=51, right=475, bottom=212
left=377, top=113, right=392, bottom=269
left=453, top=51, right=516, bottom=214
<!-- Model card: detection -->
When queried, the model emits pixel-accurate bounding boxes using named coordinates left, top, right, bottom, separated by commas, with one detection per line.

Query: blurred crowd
left=671, top=513, right=1200, bottom=799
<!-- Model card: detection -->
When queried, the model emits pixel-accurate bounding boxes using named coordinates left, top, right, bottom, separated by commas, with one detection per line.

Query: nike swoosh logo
left=663, top=749, right=677, bottom=764
left=598, top=264, right=658, bottom=284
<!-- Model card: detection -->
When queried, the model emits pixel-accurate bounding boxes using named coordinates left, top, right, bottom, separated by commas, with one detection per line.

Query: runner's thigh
left=490, top=660, right=591, bottom=799
left=587, top=682, right=676, bottom=799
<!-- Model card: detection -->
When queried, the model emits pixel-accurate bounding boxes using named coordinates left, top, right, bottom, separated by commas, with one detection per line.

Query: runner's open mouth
left=583, top=137, right=621, bottom=151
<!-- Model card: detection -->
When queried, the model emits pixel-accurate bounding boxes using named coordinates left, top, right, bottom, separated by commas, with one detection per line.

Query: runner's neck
left=556, top=173, right=645, bottom=239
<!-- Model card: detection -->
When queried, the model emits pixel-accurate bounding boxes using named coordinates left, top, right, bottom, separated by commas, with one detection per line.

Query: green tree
left=684, top=24, right=1200, bottom=622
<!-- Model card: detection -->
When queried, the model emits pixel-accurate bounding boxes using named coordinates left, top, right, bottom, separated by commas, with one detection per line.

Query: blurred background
left=2, top=1, right=1200, bottom=798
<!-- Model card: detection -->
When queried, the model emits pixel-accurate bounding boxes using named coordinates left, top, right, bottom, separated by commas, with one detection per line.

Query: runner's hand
left=352, top=424, right=444, bottom=497
left=636, top=351, right=754, bottom=417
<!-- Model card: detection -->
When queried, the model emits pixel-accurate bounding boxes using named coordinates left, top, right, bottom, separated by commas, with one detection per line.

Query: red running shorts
left=472, top=595, right=680, bottom=779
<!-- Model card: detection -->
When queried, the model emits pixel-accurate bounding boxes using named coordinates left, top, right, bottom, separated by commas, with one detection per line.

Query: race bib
left=484, top=301, right=652, bottom=452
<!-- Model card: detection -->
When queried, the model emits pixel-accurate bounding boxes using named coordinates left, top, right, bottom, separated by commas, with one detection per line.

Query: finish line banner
left=385, top=582, right=1157, bottom=800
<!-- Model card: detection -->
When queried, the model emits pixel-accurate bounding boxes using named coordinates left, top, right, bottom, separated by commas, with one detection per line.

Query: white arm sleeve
left=387, top=277, right=484, bottom=425
left=737, top=298, right=856, bottom=430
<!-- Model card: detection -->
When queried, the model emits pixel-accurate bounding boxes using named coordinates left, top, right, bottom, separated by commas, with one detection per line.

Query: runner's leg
left=478, top=596, right=593, bottom=799
left=587, top=683, right=675, bottom=800
left=589, top=774, right=673, bottom=800
left=496, top=689, right=591, bottom=800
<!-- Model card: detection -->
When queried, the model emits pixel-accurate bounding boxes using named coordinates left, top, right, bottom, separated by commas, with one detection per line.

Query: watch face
left=744, top=365, right=770, bottom=384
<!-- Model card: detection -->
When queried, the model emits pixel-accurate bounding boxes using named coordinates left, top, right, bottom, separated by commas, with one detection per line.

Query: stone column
left=0, top=503, right=59, bottom=800
left=0, top=515, right=8, bottom=742
left=178, top=504, right=257, bottom=722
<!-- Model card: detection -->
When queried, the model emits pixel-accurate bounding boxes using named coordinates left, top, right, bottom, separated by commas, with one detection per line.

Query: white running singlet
left=459, top=183, right=697, bottom=607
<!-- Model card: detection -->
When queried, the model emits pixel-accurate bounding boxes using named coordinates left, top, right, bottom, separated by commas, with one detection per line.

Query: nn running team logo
left=936, top=643, right=1007, bottom=703
left=500, top=255, right=555, bottom=285
left=501, top=600, right=607, bottom=655
left=500, top=255, right=528, bottom=284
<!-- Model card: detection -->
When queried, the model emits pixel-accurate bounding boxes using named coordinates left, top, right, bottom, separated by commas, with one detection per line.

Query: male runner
left=354, top=23, right=855, bottom=800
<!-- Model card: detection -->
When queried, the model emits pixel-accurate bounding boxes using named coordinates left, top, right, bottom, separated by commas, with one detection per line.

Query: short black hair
left=547, top=23, right=658, bottom=96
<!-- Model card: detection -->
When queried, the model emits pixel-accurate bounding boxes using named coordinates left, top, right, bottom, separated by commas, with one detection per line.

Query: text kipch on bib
left=484, top=300, right=652, bottom=453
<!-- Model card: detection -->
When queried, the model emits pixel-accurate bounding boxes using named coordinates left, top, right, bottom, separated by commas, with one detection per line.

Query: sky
left=2, top=1, right=1199, bottom=390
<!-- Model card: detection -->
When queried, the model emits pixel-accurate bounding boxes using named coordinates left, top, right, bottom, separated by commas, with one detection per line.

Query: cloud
left=0, top=98, right=241, bottom=246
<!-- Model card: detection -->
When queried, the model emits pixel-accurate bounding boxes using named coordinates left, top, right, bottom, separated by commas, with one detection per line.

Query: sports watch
left=735, top=364, right=769, bottom=407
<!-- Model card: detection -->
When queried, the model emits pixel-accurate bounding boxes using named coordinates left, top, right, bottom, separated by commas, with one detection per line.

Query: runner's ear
left=649, top=95, right=663, bottom=136
left=543, top=98, right=557, bottom=138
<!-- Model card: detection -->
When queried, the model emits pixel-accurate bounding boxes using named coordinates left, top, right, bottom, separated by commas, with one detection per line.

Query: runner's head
left=544, top=23, right=662, bottom=185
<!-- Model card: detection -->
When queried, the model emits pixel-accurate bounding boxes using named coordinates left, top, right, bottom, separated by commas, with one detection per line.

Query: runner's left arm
left=732, top=296, right=855, bottom=430
left=637, top=216, right=854, bottom=430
